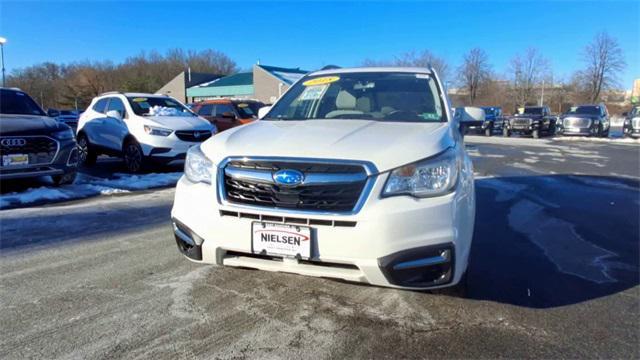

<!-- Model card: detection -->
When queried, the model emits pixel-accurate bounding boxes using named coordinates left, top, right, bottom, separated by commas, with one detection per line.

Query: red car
left=191, top=99, right=265, bottom=132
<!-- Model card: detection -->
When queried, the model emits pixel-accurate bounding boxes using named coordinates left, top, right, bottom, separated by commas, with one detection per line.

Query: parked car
left=556, top=104, right=610, bottom=137
left=77, top=92, right=216, bottom=172
left=48, top=109, right=80, bottom=130
left=191, top=99, right=265, bottom=132
left=480, top=106, right=504, bottom=136
left=622, top=106, right=640, bottom=137
left=454, top=106, right=485, bottom=135
left=171, top=67, right=476, bottom=292
left=0, top=88, right=78, bottom=185
left=503, top=106, right=557, bottom=138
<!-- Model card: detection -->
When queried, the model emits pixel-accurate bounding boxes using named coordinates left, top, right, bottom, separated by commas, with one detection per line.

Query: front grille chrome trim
left=225, top=166, right=368, bottom=185
left=216, top=156, right=378, bottom=216
left=0, top=135, right=60, bottom=167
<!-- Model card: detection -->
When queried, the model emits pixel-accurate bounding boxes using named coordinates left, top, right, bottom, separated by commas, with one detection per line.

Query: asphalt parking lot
left=1, top=135, right=638, bottom=359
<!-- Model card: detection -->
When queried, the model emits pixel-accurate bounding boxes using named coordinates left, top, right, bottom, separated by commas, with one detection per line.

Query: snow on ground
left=552, top=136, right=640, bottom=145
left=0, top=172, right=182, bottom=209
left=465, top=134, right=639, bottom=147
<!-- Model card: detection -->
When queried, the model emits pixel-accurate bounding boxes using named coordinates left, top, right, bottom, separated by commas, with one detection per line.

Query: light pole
left=0, top=37, right=6, bottom=87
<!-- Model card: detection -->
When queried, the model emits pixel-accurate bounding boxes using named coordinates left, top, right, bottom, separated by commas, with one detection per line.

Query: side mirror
left=47, top=109, right=60, bottom=117
left=258, top=106, right=272, bottom=119
left=106, top=110, right=123, bottom=121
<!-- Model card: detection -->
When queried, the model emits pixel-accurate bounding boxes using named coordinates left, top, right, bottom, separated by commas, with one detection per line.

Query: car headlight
left=624, top=119, right=630, bottom=125
left=52, top=128, right=75, bottom=140
left=144, top=125, right=173, bottom=137
left=185, top=145, right=212, bottom=184
left=382, top=147, right=460, bottom=198
left=557, top=118, right=564, bottom=125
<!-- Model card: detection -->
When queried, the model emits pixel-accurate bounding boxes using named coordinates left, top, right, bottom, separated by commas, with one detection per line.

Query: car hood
left=201, top=119, right=455, bottom=173
left=561, top=114, right=597, bottom=120
left=0, top=114, right=68, bottom=136
left=144, top=115, right=212, bottom=131
left=512, top=114, right=543, bottom=119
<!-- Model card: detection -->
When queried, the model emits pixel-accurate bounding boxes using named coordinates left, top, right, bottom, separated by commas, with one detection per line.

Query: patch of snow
left=147, top=106, right=185, bottom=117
left=552, top=136, right=640, bottom=145
left=0, top=172, right=182, bottom=209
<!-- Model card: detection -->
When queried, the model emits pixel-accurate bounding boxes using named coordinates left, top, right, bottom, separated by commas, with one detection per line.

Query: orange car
left=191, top=99, right=265, bottom=132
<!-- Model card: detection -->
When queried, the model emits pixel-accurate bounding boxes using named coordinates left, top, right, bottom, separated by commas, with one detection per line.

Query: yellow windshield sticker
left=132, top=98, right=147, bottom=102
left=303, top=76, right=340, bottom=86
left=237, top=103, right=249, bottom=108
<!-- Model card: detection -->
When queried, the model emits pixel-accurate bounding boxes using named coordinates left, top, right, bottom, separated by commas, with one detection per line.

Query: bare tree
left=457, top=48, right=491, bottom=105
left=580, top=32, right=626, bottom=102
left=509, top=48, right=550, bottom=106
left=363, top=50, right=450, bottom=81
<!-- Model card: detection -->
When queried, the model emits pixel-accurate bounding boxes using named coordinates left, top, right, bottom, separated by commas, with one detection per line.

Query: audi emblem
left=1, top=138, right=27, bottom=147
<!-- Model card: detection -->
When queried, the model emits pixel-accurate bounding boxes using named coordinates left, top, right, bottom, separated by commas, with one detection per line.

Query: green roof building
left=186, top=64, right=308, bottom=104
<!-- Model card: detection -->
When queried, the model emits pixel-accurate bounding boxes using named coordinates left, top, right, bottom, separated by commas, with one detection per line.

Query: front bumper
left=171, top=168, right=475, bottom=290
left=557, top=126, right=598, bottom=136
left=0, top=139, right=78, bottom=180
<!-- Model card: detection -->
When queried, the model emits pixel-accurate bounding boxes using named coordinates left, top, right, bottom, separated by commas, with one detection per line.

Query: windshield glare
left=265, top=72, right=444, bottom=122
left=127, top=96, right=193, bottom=116
left=0, top=89, right=47, bottom=116
left=235, top=102, right=262, bottom=118
left=566, top=106, right=600, bottom=115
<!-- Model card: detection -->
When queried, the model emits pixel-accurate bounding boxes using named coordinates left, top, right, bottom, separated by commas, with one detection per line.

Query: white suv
left=171, top=68, right=475, bottom=291
left=77, top=92, right=216, bottom=172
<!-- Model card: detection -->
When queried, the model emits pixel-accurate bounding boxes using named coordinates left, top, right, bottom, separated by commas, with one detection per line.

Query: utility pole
left=540, top=79, right=545, bottom=106
left=0, top=37, right=7, bottom=87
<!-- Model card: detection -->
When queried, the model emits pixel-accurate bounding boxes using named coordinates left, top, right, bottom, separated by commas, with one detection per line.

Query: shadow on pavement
left=467, top=174, right=639, bottom=308
left=0, top=201, right=173, bottom=252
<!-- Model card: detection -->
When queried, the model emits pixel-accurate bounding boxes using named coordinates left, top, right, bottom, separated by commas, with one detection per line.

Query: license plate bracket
left=1, top=154, right=29, bottom=167
left=251, top=222, right=312, bottom=259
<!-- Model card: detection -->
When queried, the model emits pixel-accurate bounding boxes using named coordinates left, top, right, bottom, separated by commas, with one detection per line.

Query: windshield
left=0, top=89, right=47, bottom=116
left=264, top=72, right=445, bottom=122
left=629, top=107, right=639, bottom=117
left=234, top=102, right=263, bottom=118
left=483, top=107, right=498, bottom=116
left=565, top=106, right=600, bottom=115
left=522, top=107, right=543, bottom=115
left=127, top=96, right=194, bottom=116
left=60, top=110, right=76, bottom=116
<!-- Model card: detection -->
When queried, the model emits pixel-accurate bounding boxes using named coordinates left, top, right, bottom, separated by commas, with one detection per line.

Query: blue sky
left=1, top=1, right=638, bottom=88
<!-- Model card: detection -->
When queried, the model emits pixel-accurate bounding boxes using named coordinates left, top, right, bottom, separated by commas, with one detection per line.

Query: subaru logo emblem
left=273, top=169, right=304, bottom=186
left=1, top=138, right=26, bottom=147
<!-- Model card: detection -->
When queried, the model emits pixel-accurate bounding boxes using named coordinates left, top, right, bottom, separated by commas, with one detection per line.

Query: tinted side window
left=214, top=104, right=235, bottom=117
left=93, top=98, right=109, bottom=113
left=197, top=104, right=214, bottom=116
left=106, top=97, right=126, bottom=117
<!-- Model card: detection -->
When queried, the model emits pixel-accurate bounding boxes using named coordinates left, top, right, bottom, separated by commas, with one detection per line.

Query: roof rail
left=97, top=91, right=124, bottom=97
left=321, top=65, right=341, bottom=70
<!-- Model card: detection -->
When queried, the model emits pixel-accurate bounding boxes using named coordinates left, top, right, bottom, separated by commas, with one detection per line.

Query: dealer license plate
left=252, top=222, right=311, bottom=259
left=1, top=154, right=29, bottom=167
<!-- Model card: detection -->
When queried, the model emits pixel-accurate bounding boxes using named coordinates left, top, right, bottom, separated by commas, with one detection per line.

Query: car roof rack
left=97, top=91, right=125, bottom=97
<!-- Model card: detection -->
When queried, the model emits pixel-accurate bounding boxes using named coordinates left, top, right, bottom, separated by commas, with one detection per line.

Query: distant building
left=186, top=64, right=308, bottom=104
left=632, top=79, right=640, bottom=104
left=156, top=71, right=222, bottom=103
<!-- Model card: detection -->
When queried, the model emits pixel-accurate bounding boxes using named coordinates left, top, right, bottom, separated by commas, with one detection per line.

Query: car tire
left=532, top=129, right=540, bottom=139
left=602, top=127, right=609, bottom=138
left=52, top=171, right=77, bottom=186
left=503, top=128, right=510, bottom=137
left=123, top=139, right=144, bottom=173
left=77, top=134, right=97, bottom=167
left=485, top=127, right=492, bottom=137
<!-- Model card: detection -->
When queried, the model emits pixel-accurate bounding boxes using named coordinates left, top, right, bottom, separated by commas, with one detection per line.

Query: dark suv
left=0, top=88, right=78, bottom=185
left=503, top=106, right=556, bottom=138
left=557, top=104, right=610, bottom=137
left=481, top=106, right=504, bottom=136
left=623, top=106, right=640, bottom=137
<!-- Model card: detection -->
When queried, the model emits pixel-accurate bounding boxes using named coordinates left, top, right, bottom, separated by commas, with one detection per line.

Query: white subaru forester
left=171, top=67, right=475, bottom=291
